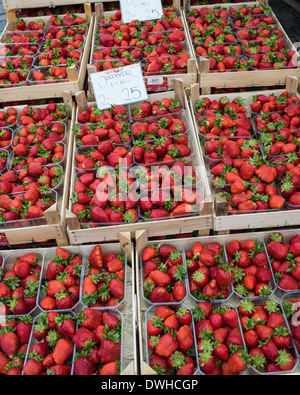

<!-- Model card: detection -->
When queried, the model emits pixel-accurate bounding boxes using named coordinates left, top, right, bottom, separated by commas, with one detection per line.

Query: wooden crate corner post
left=173, top=78, right=186, bottom=108
left=84, top=3, right=93, bottom=22
left=65, top=210, right=81, bottom=232
left=5, top=8, right=16, bottom=23
left=119, top=231, right=132, bottom=263
left=67, top=65, right=79, bottom=83
left=286, top=76, right=299, bottom=92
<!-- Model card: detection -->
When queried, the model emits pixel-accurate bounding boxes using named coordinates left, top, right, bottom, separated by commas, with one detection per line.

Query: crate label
left=90, top=63, right=148, bottom=110
left=120, top=0, right=164, bottom=24
left=146, top=76, right=164, bottom=85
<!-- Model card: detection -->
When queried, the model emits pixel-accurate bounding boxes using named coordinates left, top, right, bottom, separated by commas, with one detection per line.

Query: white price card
left=90, top=63, right=148, bottom=110
left=120, top=0, right=164, bottom=24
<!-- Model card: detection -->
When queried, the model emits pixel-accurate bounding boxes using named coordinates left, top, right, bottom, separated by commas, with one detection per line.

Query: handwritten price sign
left=120, top=0, right=164, bottom=24
left=90, top=63, right=148, bottom=110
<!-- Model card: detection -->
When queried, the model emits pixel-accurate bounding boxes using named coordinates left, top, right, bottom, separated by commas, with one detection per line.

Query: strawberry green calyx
left=199, top=350, right=213, bottom=367
left=283, top=301, right=294, bottom=319
left=152, top=364, right=165, bottom=375
left=244, top=317, right=257, bottom=331
left=144, top=281, right=154, bottom=297
left=46, top=330, right=61, bottom=349
left=169, top=250, right=182, bottom=262
left=169, top=351, right=186, bottom=369
left=175, top=308, right=189, bottom=318
left=0, top=325, right=16, bottom=335
left=233, top=267, right=245, bottom=283
left=18, top=315, right=33, bottom=324
left=275, top=349, right=293, bottom=367
left=55, top=289, right=69, bottom=301
left=239, top=299, right=255, bottom=314
left=149, top=336, right=160, bottom=349
left=83, top=338, right=97, bottom=353
left=235, top=284, right=249, bottom=298
left=2, top=276, right=21, bottom=291
left=103, top=326, right=121, bottom=344
left=192, top=271, right=207, bottom=286
left=251, top=353, right=267, bottom=372
left=28, top=349, right=44, bottom=362
left=264, top=300, right=280, bottom=314
left=193, top=305, right=206, bottom=322
left=82, top=292, right=99, bottom=307
left=269, top=233, right=283, bottom=243
left=198, top=338, right=215, bottom=353
left=258, top=285, right=273, bottom=298
left=273, top=326, right=290, bottom=338
left=174, top=265, right=187, bottom=282
left=150, top=316, right=164, bottom=330
left=54, top=313, right=73, bottom=326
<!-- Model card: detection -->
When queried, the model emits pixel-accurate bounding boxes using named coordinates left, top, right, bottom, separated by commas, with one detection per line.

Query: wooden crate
left=0, top=232, right=137, bottom=375
left=86, top=1, right=198, bottom=96
left=182, top=0, right=300, bottom=94
left=0, top=93, right=75, bottom=246
left=65, top=80, right=213, bottom=245
left=135, top=228, right=300, bottom=376
left=188, top=76, right=300, bottom=234
left=0, top=6, right=94, bottom=103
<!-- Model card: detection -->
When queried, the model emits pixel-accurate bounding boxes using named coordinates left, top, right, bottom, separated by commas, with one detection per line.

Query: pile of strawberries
left=0, top=252, right=42, bottom=316
left=142, top=244, right=187, bottom=304
left=186, top=4, right=298, bottom=72
left=72, top=168, right=139, bottom=225
left=138, top=164, right=200, bottom=192
left=238, top=299, right=297, bottom=374
left=225, top=238, right=275, bottom=298
left=0, top=12, right=88, bottom=88
left=82, top=245, right=126, bottom=308
left=74, top=120, right=131, bottom=148
left=23, top=312, right=76, bottom=375
left=92, top=7, right=190, bottom=91
left=194, top=302, right=248, bottom=375
left=39, top=247, right=83, bottom=312
left=146, top=305, right=197, bottom=375
left=266, top=233, right=300, bottom=291
left=77, top=104, right=130, bottom=124
left=0, top=315, right=33, bottom=375
left=73, top=308, right=122, bottom=375
left=0, top=164, right=63, bottom=196
left=195, top=96, right=254, bottom=139
left=0, top=107, right=17, bottom=128
left=186, top=241, right=233, bottom=302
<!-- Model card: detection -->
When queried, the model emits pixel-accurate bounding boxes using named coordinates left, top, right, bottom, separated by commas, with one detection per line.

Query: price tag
left=90, top=63, right=148, bottom=110
left=146, top=76, right=164, bottom=86
left=120, top=0, right=164, bottom=24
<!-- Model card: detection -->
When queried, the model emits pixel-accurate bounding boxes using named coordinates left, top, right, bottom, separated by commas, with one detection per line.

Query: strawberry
left=227, top=351, right=248, bottom=374
left=53, top=338, right=74, bottom=365
left=89, top=245, right=104, bottom=268
left=0, top=331, right=19, bottom=357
